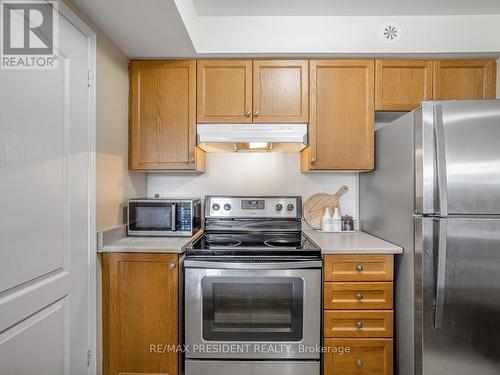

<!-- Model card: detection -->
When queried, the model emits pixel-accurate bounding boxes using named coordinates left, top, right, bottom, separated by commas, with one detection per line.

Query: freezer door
left=415, top=217, right=500, bottom=375
left=422, top=100, right=500, bottom=215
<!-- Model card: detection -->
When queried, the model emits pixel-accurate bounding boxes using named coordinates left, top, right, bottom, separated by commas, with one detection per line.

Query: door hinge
left=87, top=348, right=92, bottom=367
left=87, top=70, right=93, bottom=87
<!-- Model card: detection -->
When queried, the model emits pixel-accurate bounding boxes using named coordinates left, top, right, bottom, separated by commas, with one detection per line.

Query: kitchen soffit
left=192, top=0, right=500, bottom=16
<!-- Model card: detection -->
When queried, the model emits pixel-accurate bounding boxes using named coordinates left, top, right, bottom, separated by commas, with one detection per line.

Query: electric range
left=184, top=196, right=321, bottom=375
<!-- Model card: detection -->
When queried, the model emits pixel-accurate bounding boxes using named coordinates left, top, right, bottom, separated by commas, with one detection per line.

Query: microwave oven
left=128, top=198, right=201, bottom=237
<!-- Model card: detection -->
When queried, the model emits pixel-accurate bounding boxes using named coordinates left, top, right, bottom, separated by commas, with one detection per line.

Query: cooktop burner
left=205, top=238, right=243, bottom=248
left=263, top=238, right=302, bottom=248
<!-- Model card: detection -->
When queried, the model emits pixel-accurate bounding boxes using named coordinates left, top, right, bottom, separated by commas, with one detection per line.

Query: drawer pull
left=355, top=358, right=363, bottom=367
left=355, top=293, right=364, bottom=300
left=356, top=264, right=364, bottom=272
left=355, top=321, right=364, bottom=329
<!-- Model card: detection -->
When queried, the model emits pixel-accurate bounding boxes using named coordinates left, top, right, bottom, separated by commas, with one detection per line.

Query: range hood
left=197, top=124, right=308, bottom=152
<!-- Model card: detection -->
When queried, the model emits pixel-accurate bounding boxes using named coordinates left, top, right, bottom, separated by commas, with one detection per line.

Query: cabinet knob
left=254, top=110, right=260, bottom=117
left=356, top=321, right=364, bottom=329
left=169, top=262, right=177, bottom=269
left=356, top=264, right=364, bottom=272
left=355, top=359, right=363, bottom=367
left=355, top=293, right=364, bottom=300
left=245, top=110, right=252, bottom=117
left=311, top=157, right=316, bottom=164
left=189, top=155, right=195, bottom=163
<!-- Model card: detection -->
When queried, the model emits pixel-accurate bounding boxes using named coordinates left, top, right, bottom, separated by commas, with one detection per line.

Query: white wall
left=63, top=0, right=147, bottom=231
left=148, top=153, right=359, bottom=219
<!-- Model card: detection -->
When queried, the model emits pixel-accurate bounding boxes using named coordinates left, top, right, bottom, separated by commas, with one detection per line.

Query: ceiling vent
left=379, top=23, right=401, bottom=43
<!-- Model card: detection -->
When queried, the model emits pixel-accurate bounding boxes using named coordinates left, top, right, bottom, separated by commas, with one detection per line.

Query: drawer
left=324, top=338, right=393, bottom=375
left=324, top=255, right=393, bottom=282
left=324, top=310, right=393, bottom=338
left=324, top=282, right=393, bottom=310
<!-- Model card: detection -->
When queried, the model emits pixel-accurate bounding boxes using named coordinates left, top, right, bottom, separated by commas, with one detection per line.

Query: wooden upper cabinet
left=129, top=60, right=204, bottom=171
left=253, top=60, right=309, bottom=123
left=303, top=60, right=374, bottom=171
left=197, top=60, right=253, bottom=123
left=433, top=60, right=496, bottom=100
left=102, top=253, right=179, bottom=375
left=375, top=60, right=433, bottom=111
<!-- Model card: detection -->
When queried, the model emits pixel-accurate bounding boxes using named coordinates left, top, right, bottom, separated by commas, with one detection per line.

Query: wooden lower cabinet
left=324, top=338, right=393, bottom=375
left=102, top=253, right=179, bottom=375
left=323, top=255, right=394, bottom=375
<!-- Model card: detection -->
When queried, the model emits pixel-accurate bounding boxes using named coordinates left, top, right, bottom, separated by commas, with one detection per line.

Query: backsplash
left=147, top=153, right=359, bottom=219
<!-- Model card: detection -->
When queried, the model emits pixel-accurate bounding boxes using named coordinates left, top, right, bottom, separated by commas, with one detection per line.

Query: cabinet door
left=129, top=60, right=203, bottom=171
left=324, top=338, right=393, bottom=375
left=103, top=253, right=179, bottom=375
left=197, top=60, right=253, bottom=123
left=253, top=60, right=308, bottom=123
left=305, top=60, right=374, bottom=171
left=375, top=60, right=433, bottom=111
left=433, top=60, right=496, bottom=100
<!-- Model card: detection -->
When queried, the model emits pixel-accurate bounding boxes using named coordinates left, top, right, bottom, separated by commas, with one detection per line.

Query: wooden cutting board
left=303, top=185, right=349, bottom=229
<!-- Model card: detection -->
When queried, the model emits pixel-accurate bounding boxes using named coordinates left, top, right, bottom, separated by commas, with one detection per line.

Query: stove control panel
left=206, top=196, right=302, bottom=218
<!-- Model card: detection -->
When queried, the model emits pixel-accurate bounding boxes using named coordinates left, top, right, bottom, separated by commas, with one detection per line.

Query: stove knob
left=276, top=204, right=283, bottom=211
left=286, top=204, right=294, bottom=211
left=212, top=203, right=220, bottom=211
left=224, top=203, right=232, bottom=211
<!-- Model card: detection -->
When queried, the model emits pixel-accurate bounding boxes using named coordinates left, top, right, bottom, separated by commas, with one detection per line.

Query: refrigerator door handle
left=433, top=105, right=448, bottom=217
left=434, top=219, right=448, bottom=330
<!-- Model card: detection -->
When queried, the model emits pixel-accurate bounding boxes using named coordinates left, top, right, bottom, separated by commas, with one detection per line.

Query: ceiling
left=72, top=0, right=195, bottom=58
left=72, top=0, right=500, bottom=58
left=192, top=0, right=500, bottom=16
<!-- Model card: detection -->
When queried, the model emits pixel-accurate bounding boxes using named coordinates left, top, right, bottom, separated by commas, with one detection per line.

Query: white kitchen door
left=0, top=6, right=96, bottom=375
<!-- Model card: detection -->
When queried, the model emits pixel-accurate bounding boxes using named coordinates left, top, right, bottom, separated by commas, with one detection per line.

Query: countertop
left=97, top=226, right=203, bottom=253
left=304, top=230, right=403, bottom=254
left=97, top=226, right=402, bottom=255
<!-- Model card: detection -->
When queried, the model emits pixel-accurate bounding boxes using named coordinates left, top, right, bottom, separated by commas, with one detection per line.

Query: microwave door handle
left=171, top=203, right=177, bottom=231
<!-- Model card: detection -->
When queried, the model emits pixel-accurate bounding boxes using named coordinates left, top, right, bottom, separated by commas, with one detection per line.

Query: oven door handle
left=184, top=259, right=323, bottom=269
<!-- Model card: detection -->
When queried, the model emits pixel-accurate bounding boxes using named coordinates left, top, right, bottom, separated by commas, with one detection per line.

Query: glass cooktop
left=186, top=231, right=321, bottom=258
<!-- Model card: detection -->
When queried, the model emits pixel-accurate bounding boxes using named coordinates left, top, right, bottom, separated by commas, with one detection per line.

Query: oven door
left=128, top=200, right=178, bottom=235
left=185, top=265, right=321, bottom=359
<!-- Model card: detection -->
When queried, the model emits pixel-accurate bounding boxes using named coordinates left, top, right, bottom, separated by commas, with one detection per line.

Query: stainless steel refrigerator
left=360, top=100, right=500, bottom=375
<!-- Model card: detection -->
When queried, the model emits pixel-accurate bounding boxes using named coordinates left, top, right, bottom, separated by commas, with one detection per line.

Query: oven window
left=129, top=202, right=173, bottom=231
left=202, top=277, right=303, bottom=342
